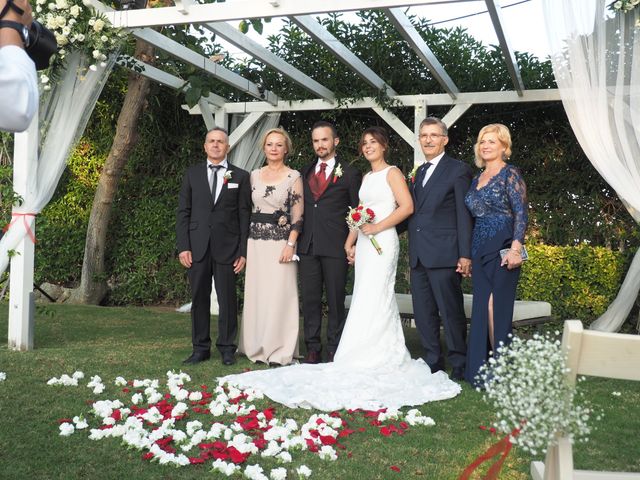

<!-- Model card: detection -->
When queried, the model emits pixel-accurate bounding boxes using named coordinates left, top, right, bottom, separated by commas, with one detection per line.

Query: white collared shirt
left=315, top=157, right=336, bottom=177
left=208, top=158, right=229, bottom=201
left=422, top=152, right=445, bottom=187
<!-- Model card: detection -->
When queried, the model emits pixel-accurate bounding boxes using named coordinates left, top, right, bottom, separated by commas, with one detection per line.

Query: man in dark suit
left=176, top=127, right=251, bottom=366
left=297, top=121, right=362, bottom=363
left=408, top=117, right=473, bottom=381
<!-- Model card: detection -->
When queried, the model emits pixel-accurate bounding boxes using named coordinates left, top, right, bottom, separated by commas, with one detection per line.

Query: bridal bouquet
left=346, top=204, right=382, bottom=255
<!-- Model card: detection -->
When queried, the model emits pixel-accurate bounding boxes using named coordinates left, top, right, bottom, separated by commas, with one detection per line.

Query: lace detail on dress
left=249, top=170, right=304, bottom=241
left=465, top=164, right=528, bottom=255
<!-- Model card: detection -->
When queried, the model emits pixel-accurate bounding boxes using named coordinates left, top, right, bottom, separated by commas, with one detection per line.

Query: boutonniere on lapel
left=332, top=164, right=343, bottom=183
left=223, top=171, right=232, bottom=185
left=407, top=164, right=420, bottom=184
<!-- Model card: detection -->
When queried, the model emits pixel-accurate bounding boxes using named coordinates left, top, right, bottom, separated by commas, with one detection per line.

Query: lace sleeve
left=288, top=174, right=304, bottom=233
left=505, top=166, right=528, bottom=243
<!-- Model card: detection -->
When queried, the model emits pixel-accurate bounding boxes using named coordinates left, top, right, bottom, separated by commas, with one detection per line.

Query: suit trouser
left=410, top=261, right=467, bottom=371
left=299, top=253, right=348, bottom=353
left=188, top=247, right=238, bottom=355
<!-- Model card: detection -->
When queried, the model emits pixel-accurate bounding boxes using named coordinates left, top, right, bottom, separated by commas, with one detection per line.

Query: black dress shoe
left=183, top=352, right=210, bottom=365
left=303, top=350, right=321, bottom=364
left=451, top=367, right=465, bottom=381
left=222, top=351, right=236, bottom=366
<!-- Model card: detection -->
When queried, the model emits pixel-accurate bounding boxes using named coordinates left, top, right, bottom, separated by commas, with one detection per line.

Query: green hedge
left=396, top=239, right=634, bottom=327
left=517, top=244, right=633, bottom=324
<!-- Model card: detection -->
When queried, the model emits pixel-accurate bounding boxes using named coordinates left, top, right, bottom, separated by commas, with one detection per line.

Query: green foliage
left=30, top=11, right=639, bottom=322
left=518, top=245, right=634, bottom=324
left=35, top=141, right=105, bottom=285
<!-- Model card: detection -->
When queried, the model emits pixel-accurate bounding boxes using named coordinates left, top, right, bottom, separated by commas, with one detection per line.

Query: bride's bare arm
left=360, top=167, right=413, bottom=236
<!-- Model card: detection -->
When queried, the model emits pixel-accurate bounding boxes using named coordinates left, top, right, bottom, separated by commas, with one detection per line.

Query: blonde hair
left=474, top=123, right=512, bottom=168
left=261, top=127, right=293, bottom=158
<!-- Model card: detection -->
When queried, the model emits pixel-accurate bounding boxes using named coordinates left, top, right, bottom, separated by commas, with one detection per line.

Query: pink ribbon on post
left=3, top=213, right=38, bottom=243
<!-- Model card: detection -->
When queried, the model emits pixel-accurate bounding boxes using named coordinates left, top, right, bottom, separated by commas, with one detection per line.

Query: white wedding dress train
left=222, top=166, right=461, bottom=411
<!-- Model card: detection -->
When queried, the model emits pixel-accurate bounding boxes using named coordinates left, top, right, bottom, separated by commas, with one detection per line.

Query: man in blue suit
left=408, top=117, right=473, bottom=381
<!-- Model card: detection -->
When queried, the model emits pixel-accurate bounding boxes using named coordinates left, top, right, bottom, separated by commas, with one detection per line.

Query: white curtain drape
left=229, top=113, right=281, bottom=170
left=542, top=0, right=640, bottom=331
left=177, top=112, right=281, bottom=314
left=0, top=52, right=115, bottom=275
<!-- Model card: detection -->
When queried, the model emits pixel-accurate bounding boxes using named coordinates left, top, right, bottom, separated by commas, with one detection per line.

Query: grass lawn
left=0, top=304, right=638, bottom=479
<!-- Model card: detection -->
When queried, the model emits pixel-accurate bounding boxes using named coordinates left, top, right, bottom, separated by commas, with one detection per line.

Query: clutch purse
left=499, top=246, right=529, bottom=261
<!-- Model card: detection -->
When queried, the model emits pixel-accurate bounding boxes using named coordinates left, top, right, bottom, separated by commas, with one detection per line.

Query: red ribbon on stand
left=459, top=427, right=521, bottom=480
left=3, top=213, right=38, bottom=243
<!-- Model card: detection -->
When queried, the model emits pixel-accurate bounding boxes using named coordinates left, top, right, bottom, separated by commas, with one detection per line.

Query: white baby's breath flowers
left=478, top=332, right=600, bottom=455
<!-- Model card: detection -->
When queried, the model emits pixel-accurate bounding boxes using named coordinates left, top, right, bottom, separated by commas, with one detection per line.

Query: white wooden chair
left=531, top=320, right=640, bottom=480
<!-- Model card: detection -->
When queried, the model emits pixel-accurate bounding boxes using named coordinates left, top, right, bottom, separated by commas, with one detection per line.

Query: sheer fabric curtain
left=0, top=52, right=115, bottom=274
left=177, top=113, right=281, bottom=314
left=542, top=0, right=640, bottom=331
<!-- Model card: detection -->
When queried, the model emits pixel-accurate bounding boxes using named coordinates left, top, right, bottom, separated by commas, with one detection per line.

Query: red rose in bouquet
left=345, top=204, right=383, bottom=255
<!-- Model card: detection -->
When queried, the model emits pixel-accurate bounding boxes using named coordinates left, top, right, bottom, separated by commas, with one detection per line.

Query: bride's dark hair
left=359, top=126, right=390, bottom=159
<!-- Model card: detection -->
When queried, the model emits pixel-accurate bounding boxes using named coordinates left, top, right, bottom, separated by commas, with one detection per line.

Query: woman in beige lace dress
left=239, top=128, right=304, bottom=365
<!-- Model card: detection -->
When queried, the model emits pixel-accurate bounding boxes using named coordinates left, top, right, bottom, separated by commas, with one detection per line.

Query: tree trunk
left=70, top=40, right=154, bottom=304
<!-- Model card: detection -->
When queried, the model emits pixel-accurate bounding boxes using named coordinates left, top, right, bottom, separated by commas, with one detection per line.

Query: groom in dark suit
left=298, top=121, right=362, bottom=363
left=408, top=117, right=473, bottom=381
left=176, top=127, right=251, bottom=366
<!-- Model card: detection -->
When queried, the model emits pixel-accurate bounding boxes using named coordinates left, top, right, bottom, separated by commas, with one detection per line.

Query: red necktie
left=317, top=162, right=328, bottom=182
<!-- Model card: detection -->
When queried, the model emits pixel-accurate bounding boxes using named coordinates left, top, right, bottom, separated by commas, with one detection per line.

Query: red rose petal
left=390, top=465, right=401, bottom=472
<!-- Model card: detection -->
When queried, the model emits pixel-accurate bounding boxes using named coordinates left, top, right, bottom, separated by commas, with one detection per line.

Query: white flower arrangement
left=477, top=332, right=600, bottom=455
left=35, top=0, right=126, bottom=86
left=610, top=0, right=640, bottom=27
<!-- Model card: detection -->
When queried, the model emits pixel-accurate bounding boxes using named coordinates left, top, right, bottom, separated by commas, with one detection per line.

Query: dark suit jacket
left=176, top=162, right=251, bottom=264
left=297, top=158, right=362, bottom=258
left=408, top=154, right=473, bottom=269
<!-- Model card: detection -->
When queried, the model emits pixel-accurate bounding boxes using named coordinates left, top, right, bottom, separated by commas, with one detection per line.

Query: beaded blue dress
left=464, top=164, right=528, bottom=386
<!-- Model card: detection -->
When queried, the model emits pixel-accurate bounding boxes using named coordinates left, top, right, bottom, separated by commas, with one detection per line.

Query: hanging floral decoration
left=610, top=0, right=640, bottom=27
left=34, top=0, right=126, bottom=88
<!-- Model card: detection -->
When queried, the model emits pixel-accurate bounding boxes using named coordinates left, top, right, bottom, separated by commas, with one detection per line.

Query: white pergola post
left=413, top=99, right=427, bottom=166
left=8, top=113, right=38, bottom=351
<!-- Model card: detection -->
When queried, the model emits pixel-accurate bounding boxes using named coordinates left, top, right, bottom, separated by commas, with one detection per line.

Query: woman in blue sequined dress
left=464, top=124, right=528, bottom=386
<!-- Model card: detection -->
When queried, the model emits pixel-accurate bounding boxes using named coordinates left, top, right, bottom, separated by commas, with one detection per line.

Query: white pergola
left=8, top=0, right=562, bottom=350
left=104, top=0, right=561, bottom=166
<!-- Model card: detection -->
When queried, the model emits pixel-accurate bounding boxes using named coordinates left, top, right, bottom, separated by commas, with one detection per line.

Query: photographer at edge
left=0, top=0, right=38, bottom=133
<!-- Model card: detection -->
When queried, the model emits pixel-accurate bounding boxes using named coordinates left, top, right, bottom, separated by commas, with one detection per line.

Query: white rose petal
left=59, top=423, right=75, bottom=436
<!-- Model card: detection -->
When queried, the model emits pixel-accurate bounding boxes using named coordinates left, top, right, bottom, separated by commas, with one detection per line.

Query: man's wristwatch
left=0, top=20, right=30, bottom=48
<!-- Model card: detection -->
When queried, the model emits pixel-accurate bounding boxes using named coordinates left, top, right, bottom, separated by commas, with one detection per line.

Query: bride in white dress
left=222, top=127, right=461, bottom=411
